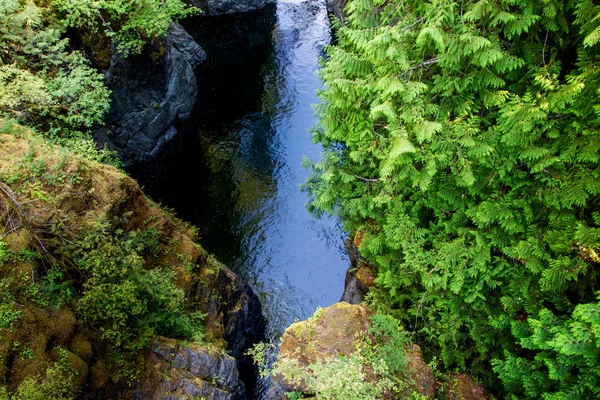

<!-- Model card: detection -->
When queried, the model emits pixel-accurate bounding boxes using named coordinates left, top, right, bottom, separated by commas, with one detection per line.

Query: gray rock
left=193, top=263, right=266, bottom=395
left=96, top=23, right=205, bottom=166
left=190, top=0, right=276, bottom=15
left=128, top=337, right=245, bottom=400
left=340, top=237, right=369, bottom=304
left=326, top=0, right=347, bottom=22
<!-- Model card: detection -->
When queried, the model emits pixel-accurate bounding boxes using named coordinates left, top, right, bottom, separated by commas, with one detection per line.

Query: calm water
left=133, top=0, right=347, bottom=340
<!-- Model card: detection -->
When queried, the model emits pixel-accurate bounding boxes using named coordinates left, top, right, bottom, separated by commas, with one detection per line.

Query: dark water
left=132, top=0, right=347, bottom=340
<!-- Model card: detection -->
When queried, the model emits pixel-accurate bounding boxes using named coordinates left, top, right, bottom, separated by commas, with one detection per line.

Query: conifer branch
left=343, top=170, right=380, bottom=183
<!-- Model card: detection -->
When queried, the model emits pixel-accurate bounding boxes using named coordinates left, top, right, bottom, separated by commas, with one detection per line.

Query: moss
left=0, top=121, right=245, bottom=395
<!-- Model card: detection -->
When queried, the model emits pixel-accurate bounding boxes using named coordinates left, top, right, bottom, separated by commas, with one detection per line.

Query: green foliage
left=270, top=313, right=410, bottom=399
left=307, top=0, right=600, bottom=397
left=0, top=0, right=110, bottom=142
left=50, top=0, right=199, bottom=55
left=0, top=278, right=20, bottom=330
left=6, top=347, right=77, bottom=400
left=274, top=353, right=389, bottom=400
left=246, top=341, right=276, bottom=378
left=71, top=222, right=203, bottom=353
left=18, top=347, right=33, bottom=360
left=494, top=299, right=600, bottom=399
left=26, top=265, right=73, bottom=309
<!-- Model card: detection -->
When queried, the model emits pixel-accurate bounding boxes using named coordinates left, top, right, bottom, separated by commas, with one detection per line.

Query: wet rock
left=189, top=0, right=276, bottom=15
left=446, top=373, right=492, bottom=400
left=340, top=237, right=373, bottom=304
left=193, top=263, right=266, bottom=397
left=96, top=23, right=206, bottom=166
left=126, top=337, right=245, bottom=400
left=268, top=303, right=440, bottom=399
left=326, top=0, right=347, bottom=22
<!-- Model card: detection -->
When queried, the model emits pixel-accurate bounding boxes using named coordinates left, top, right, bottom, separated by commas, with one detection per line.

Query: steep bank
left=94, top=23, right=206, bottom=165
left=95, top=1, right=278, bottom=166
left=0, top=122, right=263, bottom=398
left=130, top=0, right=349, bottom=346
left=267, top=303, right=491, bottom=400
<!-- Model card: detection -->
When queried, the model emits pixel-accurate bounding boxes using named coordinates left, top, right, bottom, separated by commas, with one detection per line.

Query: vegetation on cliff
left=306, top=0, right=600, bottom=398
left=0, top=120, right=247, bottom=398
left=0, top=0, right=195, bottom=164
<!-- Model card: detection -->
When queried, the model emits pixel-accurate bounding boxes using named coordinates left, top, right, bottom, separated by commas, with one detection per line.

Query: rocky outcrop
left=126, top=338, right=245, bottom=399
left=0, top=127, right=264, bottom=398
left=95, top=23, right=206, bottom=166
left=446, top=373, right=492, bottom=400
left=340, top=235, right=376, bottom=304
left=326, top=0, right=347, bottom=22
left=268, top=302, right=490, bottom=400
left=189, top=0, right=276, bottom=15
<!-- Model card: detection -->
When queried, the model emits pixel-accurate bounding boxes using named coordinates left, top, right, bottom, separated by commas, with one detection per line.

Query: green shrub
left=72, top=222, right=204, bottom=353
left=50, top=0, right=199, bottom=55
left=10, top=347, right=77, bottom=400
left=306, top=0, right=600, bottom=396
left=0, top=279, right=20, bottom=330
left=26, top=266, right=73, bottom=309
left=0, top=0, right=110, bottom=136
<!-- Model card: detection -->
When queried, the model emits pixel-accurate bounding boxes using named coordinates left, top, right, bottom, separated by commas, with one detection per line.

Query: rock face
left=340, top=236, right=376, bottom=304
left=126, top=338, right=245, bottom=400
left=268, top=302, right=490, bottom=400
left=0, top=128, right=265, bottom=399
left=189, top=0, right=276, bottom=15
left=326, top=0, right=347, bottom=21
left=95, top=23, right=206, bottom=165
left=446, top=373, right=492, bottom=400
left=278, top=303, right=372, bottom=368
left=268, top=303, right=438, bottom=399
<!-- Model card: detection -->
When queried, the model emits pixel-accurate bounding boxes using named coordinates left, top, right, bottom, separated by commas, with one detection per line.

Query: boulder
left=405, top=344, right=436, bottom=398
left=446, top=373, right=492, bottom=400
left=95, top=23, right=206, bottom=166
left=268, top=303, right=435, bottom=399
left=125, top=337, right=245, bottom=400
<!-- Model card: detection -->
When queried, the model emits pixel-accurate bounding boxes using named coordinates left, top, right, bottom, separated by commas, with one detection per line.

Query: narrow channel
left=132, top=0, right=349, bottom=342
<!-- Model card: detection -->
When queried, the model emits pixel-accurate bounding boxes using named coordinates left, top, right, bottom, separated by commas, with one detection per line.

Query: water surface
left=133, top=0, right=347, bottom=340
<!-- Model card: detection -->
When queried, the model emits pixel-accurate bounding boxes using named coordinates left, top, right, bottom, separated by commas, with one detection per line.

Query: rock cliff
left=95, top=23, right=205, bottom=166
left=190, top=0, right=276, bottom=15
left=0, top=124, right=264, bottom=399
left=95, top=0, right=278, bottom=166
left=268, top=302, right=490, bottom=400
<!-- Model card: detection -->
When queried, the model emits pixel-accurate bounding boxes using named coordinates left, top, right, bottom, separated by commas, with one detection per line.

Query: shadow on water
left=131, top=0, right=348, bottom=351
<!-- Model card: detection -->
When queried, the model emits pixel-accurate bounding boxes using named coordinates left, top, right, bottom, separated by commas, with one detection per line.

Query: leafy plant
left=50, top=0, right=199, bottom=55
left=72, top=222, right=204, bottom=353
left=8, top=347, right=77, bottom=400
left=26, top=265, right=73, bottom=309
left=306, top=0, right=600, bottom=397
left=0, top=279, right=20, bottom=330
left=0, top=0, right=110, bottom=135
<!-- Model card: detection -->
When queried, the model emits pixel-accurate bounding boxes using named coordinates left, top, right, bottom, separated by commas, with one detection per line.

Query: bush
left=72, top=222, right=204, bottom=353
left=306, top=0, right=600, bottom=397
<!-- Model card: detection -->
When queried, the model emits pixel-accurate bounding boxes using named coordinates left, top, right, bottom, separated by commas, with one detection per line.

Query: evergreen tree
left=305, top=0, right=600, bottom=397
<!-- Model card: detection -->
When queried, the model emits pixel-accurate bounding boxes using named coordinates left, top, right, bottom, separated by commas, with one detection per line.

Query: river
left=132, top=0, right=347, bottom=345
